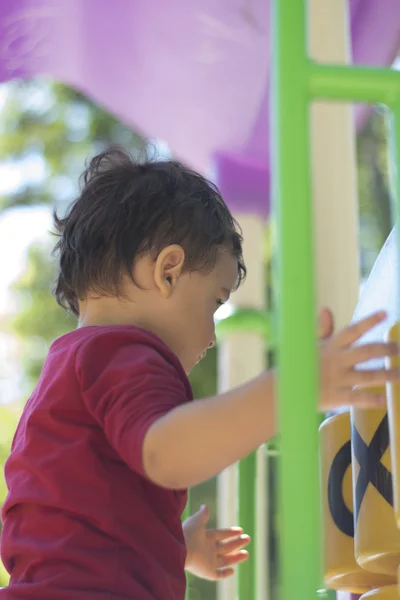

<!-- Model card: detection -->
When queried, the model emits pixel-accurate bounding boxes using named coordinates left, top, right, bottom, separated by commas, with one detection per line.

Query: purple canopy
left=0, top=0, right=399, bottom=215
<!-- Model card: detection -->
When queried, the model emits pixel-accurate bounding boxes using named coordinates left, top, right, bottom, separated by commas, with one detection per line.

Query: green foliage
left=11, top=241, right=76, bottom=388
left=0, top=404, right=21, bottom=586
left=357, top=110, right=392, bottom=275
left=0, top=78, right=144, bottom=211
left=0, top=405, right=19, bottom=507
left=188, top=353, right=218, bottom=599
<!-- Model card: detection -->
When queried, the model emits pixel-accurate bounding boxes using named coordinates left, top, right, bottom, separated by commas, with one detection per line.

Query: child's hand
left=318, top=309, right=400, bottom=410
left=183, top=505, right=250, bottom=581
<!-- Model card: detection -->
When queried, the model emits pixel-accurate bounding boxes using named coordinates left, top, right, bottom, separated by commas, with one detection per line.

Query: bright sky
left=0, top=206, right=52, bottom=314
left=0, top=83, right=52, bottom=316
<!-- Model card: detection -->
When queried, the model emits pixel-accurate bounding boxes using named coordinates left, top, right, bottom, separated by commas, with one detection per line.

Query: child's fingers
left=322, top=388, right=386, bottom=412
left=343, top=342, right=399, bottom=367
left=207, top=527, right=243, bottom=541
left=217, top=550, right=249, bottom=569
left=346, top=388, right=387, bottom=409
left=217, top=534, right=250, bottom=555
left=336, top=312, right=387, bottom=347
left=346, top=366, right=400, bottom=388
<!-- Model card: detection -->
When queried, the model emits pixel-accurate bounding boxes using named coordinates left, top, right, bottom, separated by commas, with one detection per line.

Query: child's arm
left=144, top=369, right=274, bottom=488
left=143, top=311, right=399, bottom=489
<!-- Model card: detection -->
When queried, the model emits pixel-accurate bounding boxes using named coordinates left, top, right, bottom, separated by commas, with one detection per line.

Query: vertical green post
left=389, top=102, right=400, bottom=365
left=272, top=2, right=320, bottom=600
left=237, top=453, right=257, bottom=600
left=389, top=103, right=400, bottom=251
left=183, top=491, right=190, bottom=600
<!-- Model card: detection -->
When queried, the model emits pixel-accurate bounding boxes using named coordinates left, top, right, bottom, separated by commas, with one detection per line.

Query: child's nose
left=208, top=336, right=216, bottom=349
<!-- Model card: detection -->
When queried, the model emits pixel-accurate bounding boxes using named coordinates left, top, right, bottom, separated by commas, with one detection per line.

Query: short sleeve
left=75, top=332, right=190, bottom=477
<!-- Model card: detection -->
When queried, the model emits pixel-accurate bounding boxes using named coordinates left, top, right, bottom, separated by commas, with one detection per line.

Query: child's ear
left=153, top=245, right=185, bottom=298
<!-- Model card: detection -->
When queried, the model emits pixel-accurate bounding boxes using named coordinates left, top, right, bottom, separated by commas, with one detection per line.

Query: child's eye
left=216, top=299, right=225, bottom=308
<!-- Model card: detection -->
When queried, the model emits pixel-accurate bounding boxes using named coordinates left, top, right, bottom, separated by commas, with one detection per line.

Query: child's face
left=166, top=250, right=238, bottom=373
left=137, top=246, right=238, bottom=374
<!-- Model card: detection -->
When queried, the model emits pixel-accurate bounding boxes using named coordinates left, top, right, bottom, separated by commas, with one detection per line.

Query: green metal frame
left=273, top=1, right=400, bottom=600
left=185, top=1, right=400, bottom=599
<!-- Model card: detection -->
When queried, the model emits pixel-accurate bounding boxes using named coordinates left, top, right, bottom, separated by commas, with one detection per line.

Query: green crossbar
left=272, top=2, right=400, bottom=600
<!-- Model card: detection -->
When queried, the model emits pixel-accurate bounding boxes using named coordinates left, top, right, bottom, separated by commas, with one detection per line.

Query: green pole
left=237, top=452, right=257, bottom=600
left=388, top=102, right=400, bottom=363
left=183, top=491, right=190, bottom=600
left=309, top=63, right=400, bottom=105
left=272, top=2, right=320, bottom=600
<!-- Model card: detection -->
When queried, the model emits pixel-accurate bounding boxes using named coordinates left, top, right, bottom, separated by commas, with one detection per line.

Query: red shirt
left=1, top=325, right=192, bottom=600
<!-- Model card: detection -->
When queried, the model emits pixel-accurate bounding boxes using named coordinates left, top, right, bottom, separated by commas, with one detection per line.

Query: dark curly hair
left=52, top=146, right=246, bottom=316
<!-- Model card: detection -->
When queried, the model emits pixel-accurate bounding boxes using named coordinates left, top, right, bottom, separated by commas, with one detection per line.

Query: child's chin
left=190, top=353, right=205, bottom=371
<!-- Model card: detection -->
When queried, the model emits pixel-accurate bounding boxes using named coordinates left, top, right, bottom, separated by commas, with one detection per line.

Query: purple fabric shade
left=214, top=151, right=270, bottom=217
left=0, top=0, right=399, bottom=216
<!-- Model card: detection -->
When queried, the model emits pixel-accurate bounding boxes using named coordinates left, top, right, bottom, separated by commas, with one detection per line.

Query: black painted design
left=327, top=440, right=354, bottom=537
left=352, top=414, right=393, bottom=524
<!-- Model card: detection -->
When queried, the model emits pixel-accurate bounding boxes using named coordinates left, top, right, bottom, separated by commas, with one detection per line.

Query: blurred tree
left=11, top=241, right=75, bottom=389
left=357, top=110, right=392, bottom=276
left=0, top=78, right=144, bottom=211
left=0, top=405, right=19, bottom=510
left=0, top=404, right=21, bottom=586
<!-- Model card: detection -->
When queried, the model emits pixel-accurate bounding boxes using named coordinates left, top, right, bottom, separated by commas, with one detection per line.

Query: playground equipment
left=317, top=219, right=400, bottom=600
left=388, top=324, right=400, bottom=530
left=319, top=411, right=395, bottom=593
left=273, top=0, right=400, bottom=597
left=351, top=401, right=400, bottom=578
left=320, top=388, right=400, bottom=596
left=2, top=0, right=400, bottom=599
left=359, top=586, right=399, bottom=599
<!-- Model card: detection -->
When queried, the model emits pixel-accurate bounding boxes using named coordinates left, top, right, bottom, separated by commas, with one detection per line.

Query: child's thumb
left=196, top=504, right=210, bottom=524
